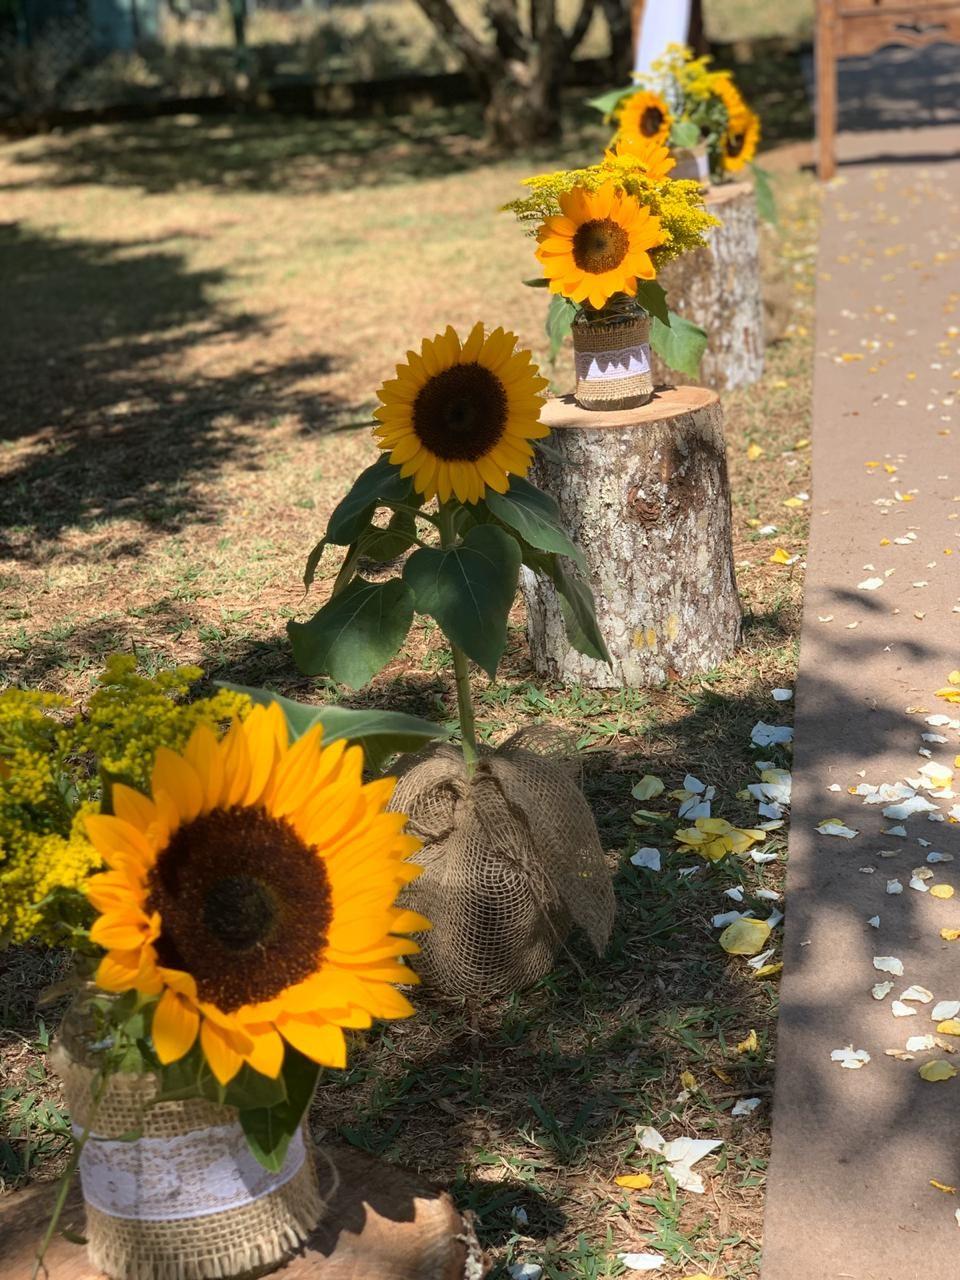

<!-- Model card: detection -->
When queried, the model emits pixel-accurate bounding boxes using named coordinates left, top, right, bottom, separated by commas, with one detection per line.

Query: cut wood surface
left=0, top=1146, right=484, bottom=1280
left=650, top=180, right=764, bottom=391
left=523, top=389, right=741, bottom=688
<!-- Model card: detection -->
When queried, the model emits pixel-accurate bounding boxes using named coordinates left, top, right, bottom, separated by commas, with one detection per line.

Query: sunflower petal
left=153, top=989, right=200, bottom=1065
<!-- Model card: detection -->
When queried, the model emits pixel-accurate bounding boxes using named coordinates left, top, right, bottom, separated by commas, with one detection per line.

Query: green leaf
left=520, top=546, right=610, bottom=664
left=240, top=1049, right=320, bottom=1172
left=484, top=476, right=586, bottom=572
left=750, top=162, right=777, bottom=225
left=223, top=1064, right=288, bottom=1111
left=546, top=293, right=578, bottom=361
left=670, top=120, right=701, bottom=149
left=153, top=1046, right=225, bottom=1106
left=302, top=537, right=328, bottom=592
left=523, top=277, right=549, bottom=288
left=218, top=685, right=449, bottom=771
left=403, top=525, right=521, bottom=678
left=586, top=85, right=633, bottom=116
left=358, top=510, right=418, bottom=563
left=288, top=577, right=415, bottom=690
left=650, top=311, right=708, bottom=377
left=324, top=456, right=419, bottom=548
left=632, top=279, right=670, bottom=327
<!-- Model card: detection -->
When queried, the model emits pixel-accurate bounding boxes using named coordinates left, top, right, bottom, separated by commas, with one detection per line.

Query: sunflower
left=373, top=324, right=549, bottom=505
left=616, top=89, right=672, bottom=145
left=604, top=134, right=677, bottom=184
left=707, top=70, right=746, bottom=125
left=85, top=703, right=428, bottom=1085
left=535, top=181, right=665, bottom=311
left=721, top=108, right=760, bottom=172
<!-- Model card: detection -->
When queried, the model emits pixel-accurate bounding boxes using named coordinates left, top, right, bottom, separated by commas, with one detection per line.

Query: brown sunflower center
left=146, top=805, right=332, bottom=1013
left=640, top=105, right=664, bottom=137
left=726, top=131, right=746, bottom=158
left=411, top=362, right=508, bottom=462
left=572, top=218, right=630, bottom=275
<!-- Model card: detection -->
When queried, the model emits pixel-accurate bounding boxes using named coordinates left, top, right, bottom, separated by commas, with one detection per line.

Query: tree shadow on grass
left=0, top=223, right=350, bottom=563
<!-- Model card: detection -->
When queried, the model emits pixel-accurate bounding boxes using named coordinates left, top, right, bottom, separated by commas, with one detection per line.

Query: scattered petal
left=931, top=884, right=955, bottom=899
left=732, top=1097, right=762, bottom=1117
left=720, top=918, right=772, bottom=956
left=632, top=775, right=665, bottom=801
left=919, top=1060, right=958, bottom=1081
left=615, top=1173, right=653, bottom=1191
left=874, top=955, right=905, bottom=975
left=630, top=848, right=662, bottom=872
left=872, top=981, right=894, bottom=1000
left=831, top=1046, right=870, bottom=1069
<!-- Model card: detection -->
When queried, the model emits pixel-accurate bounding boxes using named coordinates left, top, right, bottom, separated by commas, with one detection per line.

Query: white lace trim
left=575, top=342, right=652, bottom=382
left=76, top=1122, right=306, bottom=1222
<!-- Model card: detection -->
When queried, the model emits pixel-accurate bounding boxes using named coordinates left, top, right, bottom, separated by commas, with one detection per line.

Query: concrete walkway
left=762, top=127, right=960, bottom=1279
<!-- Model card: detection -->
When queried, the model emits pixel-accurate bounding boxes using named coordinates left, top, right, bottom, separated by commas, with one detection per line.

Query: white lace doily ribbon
left=76, top=1122, right=306, bottom=1221
left=575, top=343, right=651, bottom=382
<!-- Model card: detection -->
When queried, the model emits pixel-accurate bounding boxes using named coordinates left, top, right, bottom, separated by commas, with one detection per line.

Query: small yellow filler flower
left=373, top=323, right=549, bottom=505
left=85, top=702, right=428, bottom=1085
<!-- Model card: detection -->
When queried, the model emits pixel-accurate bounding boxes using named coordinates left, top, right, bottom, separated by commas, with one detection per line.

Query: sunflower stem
left=438, top=502, right=479, bottom=776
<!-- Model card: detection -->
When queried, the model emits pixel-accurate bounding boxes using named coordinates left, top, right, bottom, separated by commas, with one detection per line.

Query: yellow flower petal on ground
left=941, top=929, right=960, bottom=941
left=736, top=1030, right=758, bottom=1054
left=931, top=884, right=955, bottom=899
left=936, top=1019, right=960, bottom=1036
left=373, top=324, right=547, bottom=504
left=152, top=989, right=200, bottom=1065
left=746, top=442, right=764, bottom=461
left=753, top=962, right=783, bottom=978
left=919, top=1059, right=958, bottom=1082
left=87, top=705, right=424, bottom=1086
left=615, top=1173, right=653, bottom=1190
left=720, top=918, right=772, bottom=956
left=930, top=1179, right=957, bottom=1193
left=770, top=548, right=794, bottom=565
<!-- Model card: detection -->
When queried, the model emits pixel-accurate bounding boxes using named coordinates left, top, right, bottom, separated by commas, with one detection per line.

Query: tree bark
left=522, top=388, right=742, bottom=687
left=650, top=180, right=765, bottom=391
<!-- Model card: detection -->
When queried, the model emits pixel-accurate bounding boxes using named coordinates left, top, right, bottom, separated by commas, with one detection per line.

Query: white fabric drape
left=633, top=0, right=693, bottom=75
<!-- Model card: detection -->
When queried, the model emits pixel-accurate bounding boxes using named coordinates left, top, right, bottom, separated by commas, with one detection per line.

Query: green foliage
left=484, top=476, right=586, bottom=572
left=670, top=119, right=701, bottom=149
left=751, top=162, right=778, bottom=225
left=586, top=84, right=633, bottom=116
left=403, top=525, right=522, bottom=678
left=520, top=546, right=610, bottom=665
left=633, top=279, right=670, bottom=326
left=288, top=577, right=415, bottom=689
left=546, top=293, right=577, bottom=361
left=220, top=685, right=448, bottom=772
left=650, top=311, right=708, bottom=377
left=239, top=1050, right=320, bottom=1172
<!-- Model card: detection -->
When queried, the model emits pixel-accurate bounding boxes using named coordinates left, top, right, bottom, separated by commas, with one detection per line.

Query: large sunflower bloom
left=85, top=704, right=427, bottom=1085
left=604, top=134, right=677, bottom=183
left=535, top=181, right=665, bottom=311
left=373, top=323, right=549, bottom=505
left=615, top=89, right=672, bottom=145
left=721, top=108, right=760, bottom=173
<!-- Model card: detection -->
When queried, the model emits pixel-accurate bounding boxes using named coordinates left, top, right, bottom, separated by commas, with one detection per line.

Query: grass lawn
left=0, top=95, right=816, bottom=1277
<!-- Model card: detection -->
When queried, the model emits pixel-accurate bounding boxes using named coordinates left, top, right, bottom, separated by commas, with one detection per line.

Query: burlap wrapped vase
left=387, top=729, right=615, bottom=999
left=51, top=1020, right=324, bottom=1280
left=572, top=296, right=654, bottom=411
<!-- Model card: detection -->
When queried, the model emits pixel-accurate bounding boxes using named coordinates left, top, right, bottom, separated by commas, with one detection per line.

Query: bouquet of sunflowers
left=589, top=45, right=770, bottom=200
left=1, top=658, right=442, bottom=1279
left=505, top=133, right=718, bottom=404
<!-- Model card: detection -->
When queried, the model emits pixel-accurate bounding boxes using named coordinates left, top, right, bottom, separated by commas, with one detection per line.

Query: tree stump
left=522, top=388, right=742, bottom=688
left=0, top=1146, right=485, bottom=1280
left=650, top=180, right=764, bottom=391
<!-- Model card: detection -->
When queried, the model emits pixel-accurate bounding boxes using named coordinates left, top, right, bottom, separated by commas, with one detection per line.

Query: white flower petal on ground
left=758, top=802, right=783, bottom=819
left=637, top=1127, right=665, bottom=1153
left=901, top=986, right=934, bottom=1003
left=724, top=886, right=745, bottom=902
left=618, top=1254, right=665, bottom=1272
left=713, top=910, right=748, bottom=929
left=884, top=825, right=909, bottom=837
left=874, top=956, right=905, bottom=975
left=858, top=577, right=884, bottom=590
left=867, top=915, right=881, bottom=928
left=892, top=1001, right=919, bottom=1018
left=678, top=797, right=712, bottom=820
left=508, top=1265, right=542, bottom=1280
left=928, top=851, right=954, bottom=863
left=732, top=1097, right=762, bottom=1117
left=933, top=1001, right=960, bottom=1021
left=887, top=879, right=904, bottom=894
left=884, top=796, right=939, bottom=819
left=756, top=888, right=782, bottom=901
left=906, top=1035, right=939, bottom=1052
left=749, top=850, right=779, bottom=863
left=831, top=1046, right=871, bottom=1068
left=751, top=722, right=794, bottom=747
left=772, top=688, right=794, bottom=701
left=683, top=774, right=706, bottom=794
left=818, top=820, right=859, bottom=839
left=630, top=848, right=662, bottom=872
left=872, top=982, right=894, bottom=1000
left=748, top=948, right=776, bottom=970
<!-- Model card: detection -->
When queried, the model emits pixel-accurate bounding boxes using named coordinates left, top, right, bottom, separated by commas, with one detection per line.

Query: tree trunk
left=650, top=180, right=764, bottom=391
left=522, top=387, right=742, bottom=687
left=483, top=58, right=562, bottom=147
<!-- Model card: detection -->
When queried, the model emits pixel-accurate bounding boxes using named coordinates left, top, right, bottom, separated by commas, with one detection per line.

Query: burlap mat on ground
left=51, top=1023, right=324, bottom=1280
left=387, top=729, right=615, bottom=998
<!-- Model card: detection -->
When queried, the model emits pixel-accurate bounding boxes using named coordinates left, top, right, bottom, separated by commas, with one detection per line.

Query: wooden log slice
left=649, top=180, right=764, bottom=391
left=522, top=388, right=742, bottom=688
left=0, top=1146, right=485, bottom=1280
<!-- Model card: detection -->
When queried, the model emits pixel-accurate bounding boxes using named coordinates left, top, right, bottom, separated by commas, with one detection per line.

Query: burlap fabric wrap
left=51, top=1018, right=324, bottom=1280
left=572, top=306, right=654, bottom=411
left=387, top=729, right=615, bottom=998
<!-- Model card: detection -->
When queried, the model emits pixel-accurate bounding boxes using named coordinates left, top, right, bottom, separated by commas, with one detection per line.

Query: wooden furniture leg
left=816, top=0, right=838, bottom=181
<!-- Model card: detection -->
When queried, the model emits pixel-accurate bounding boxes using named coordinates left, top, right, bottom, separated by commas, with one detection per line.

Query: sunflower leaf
left=750, top=162, right=777, bottom=225
left=546, top=293, right=578, bottom=362
left=153, top=1044, right=226, bottom=1106
left=357, top=509, right=418, bottom=563
left=218, top=685, right=448, bottom=770
left=523, top=277, right=550, bottom=288
left=670, top=119, right=701, bottom=150
left=240, top=1050, right=320, bottom=1172
left=520, top=545, right=610, bottom=664
left=287, top=576, right=415, bottom=689
left=324, top=455, right=419, bottom=549
left=223, top=1064, right=288, bottom=1111
left=484, top=476, right=587, bottom=572
left=650, top=310, right=708, bottom=378
left=632, top=280, right=670, bottom=327
left=403, top=525, right=521, bottom=678
left=586, top=84, right=633, bottom=116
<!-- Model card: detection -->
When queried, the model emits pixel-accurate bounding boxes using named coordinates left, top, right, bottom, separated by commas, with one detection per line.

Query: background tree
left=412, top=0, right=602, bottom=148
